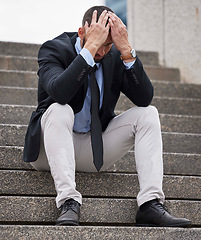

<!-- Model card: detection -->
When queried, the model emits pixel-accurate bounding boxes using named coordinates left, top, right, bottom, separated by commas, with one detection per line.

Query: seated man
left=23, top=5, right=191, bottom=227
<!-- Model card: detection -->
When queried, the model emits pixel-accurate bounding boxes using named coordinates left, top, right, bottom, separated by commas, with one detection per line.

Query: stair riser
left=0, top=71, right=37, bottom=88
left=0, top=42, right=40, bottom=57
left=1, top=147, right=200, bottom=176
left=0, top=226, right=200, bottom=240
left=0, top=125, right=201, bottom=154
left=0, top=197, right=200, bottom=225
left=0, top=56, right=37, bottom=72
left=153, top=81, right=201, bottom=99
left=1, top=106, right=201, bottom=134
left=0, top=171, right=200, bottom=200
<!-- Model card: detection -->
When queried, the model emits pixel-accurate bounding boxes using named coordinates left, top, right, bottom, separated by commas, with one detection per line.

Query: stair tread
left=0, top=225, right=200, bottom=240
left=0, top=196, right=200, bottom=225
left=0, top=170, right=200, bottom=200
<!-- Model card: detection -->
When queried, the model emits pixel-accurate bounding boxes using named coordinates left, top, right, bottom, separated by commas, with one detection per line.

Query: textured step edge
left=0, top=197, right=200, bottom=225
left=0, top=225, right=200, bottom=240
left=1, top=146, right=200, bottom=176
left=0, top=170, right=200, bottom=200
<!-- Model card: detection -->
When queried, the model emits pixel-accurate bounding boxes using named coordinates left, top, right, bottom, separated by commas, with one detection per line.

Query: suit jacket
left=23, top=32, right=153, bottom=163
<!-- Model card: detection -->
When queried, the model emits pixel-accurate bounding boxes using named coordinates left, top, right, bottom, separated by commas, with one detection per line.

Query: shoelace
left=154, top=201, right=170, bottom=215
left=62, top=200, right=78, bottom=213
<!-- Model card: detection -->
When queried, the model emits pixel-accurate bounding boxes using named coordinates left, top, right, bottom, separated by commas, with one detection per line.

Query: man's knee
left=132, top=105, right=160, bottom=130
left=45, top=103, right=75, bottom=126
left=141, top=106, right=160, bottom=127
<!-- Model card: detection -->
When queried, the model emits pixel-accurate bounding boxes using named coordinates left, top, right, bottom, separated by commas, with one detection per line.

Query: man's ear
left=78, top=27, right=85, bottom=40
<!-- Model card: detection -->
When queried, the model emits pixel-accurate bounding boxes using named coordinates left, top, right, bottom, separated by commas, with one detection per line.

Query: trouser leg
left=31, top=103, right=82, bottom=208
left=74, top=106, right=165, bottom=206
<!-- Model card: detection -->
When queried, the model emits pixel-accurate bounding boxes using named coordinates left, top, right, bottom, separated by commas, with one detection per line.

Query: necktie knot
left=90, top=65, right=97, bottom=75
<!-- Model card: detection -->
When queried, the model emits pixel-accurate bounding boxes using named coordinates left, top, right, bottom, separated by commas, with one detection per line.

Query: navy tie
left=90, top=65, right=103, bottom=171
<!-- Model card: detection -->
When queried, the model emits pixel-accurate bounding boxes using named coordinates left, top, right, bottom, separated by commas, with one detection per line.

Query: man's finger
left=108, top=12, right=122, bottom=26
left=91, top=10, right=97, bottom=23
left=102, top=12, right=109, bottom=27
left=98, top=10, right=107, bottom=24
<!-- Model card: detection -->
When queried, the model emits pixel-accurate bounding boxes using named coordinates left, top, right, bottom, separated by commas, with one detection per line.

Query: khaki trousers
left=31, top=103, right=165, bottom=208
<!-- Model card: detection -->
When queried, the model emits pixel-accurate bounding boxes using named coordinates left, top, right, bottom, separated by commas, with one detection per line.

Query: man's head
left=78, top=6, right=114, bottom=63
left=82, top=6, right=113, bottom=27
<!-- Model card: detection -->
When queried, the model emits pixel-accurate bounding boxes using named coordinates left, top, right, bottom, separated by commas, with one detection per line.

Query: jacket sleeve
left=121, top=57, right=154, bottom=107
left=37, top=39, right=91, bottom=105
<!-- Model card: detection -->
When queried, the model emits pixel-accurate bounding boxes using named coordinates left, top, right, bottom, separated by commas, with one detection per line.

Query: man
left=23, top=6, right=191, bottom=227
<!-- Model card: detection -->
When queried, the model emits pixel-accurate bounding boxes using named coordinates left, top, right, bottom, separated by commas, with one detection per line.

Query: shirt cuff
left=123, top=59, right=136, bottom=69
left=80, top=48, right=95, bottom=67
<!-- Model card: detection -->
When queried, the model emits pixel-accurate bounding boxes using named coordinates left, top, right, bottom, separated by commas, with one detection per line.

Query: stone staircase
left=0, top=41, right=200, bottom=239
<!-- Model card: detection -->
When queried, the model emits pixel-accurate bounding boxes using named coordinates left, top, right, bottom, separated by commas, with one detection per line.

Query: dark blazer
left=23, top=32, right=153, bottom=163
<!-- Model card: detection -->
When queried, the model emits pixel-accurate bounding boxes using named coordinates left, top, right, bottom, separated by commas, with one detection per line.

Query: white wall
left=0, top=0, right=104, bottom=44
left=127, top=0, right=201, bottom=84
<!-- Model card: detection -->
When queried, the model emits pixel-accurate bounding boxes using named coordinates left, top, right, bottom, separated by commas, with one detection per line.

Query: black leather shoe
left=56, top=199, right=80, bottom=226
left=136, top=199, right=191, bottom=227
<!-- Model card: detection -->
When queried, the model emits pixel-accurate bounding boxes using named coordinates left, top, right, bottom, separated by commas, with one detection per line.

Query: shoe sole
left=136, top=222, right=192, bottom=228
left=56, top=220, right=79, bottom=226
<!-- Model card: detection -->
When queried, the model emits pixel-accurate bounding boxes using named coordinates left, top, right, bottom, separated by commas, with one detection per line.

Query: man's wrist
left=83, top=41, right=99, bottom=58
left=120, top=48, right=137, bottom=61
left=120, top=46, right=132, bottom=56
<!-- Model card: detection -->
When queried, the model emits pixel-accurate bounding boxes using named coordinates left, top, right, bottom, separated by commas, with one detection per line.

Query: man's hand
left=108, top=12, right=132, bottom=57
left=83, top=10, right=110, bottom=58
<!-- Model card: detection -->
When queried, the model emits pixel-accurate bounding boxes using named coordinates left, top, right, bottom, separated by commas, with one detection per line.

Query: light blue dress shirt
left=73, top=37, right=135, bottom=133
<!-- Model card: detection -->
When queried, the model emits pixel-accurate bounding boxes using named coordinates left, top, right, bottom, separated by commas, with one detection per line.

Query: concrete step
left=153, top=81, right=201, bottom=99
left=0, top=196, right=200, bottom=225
left=0, top=226, right=200, bottom=240
left=1, top=88, right=201, bottom=116
left=117, top=95, right=201, bottom=116
left=1, top=170, right=200, bottom=200
left=0, top=42, right=40, bottom=57
left=1, top=105, right=201, bottom=134
left=0, top=124, right=201, bottom=154
left=0, top=41, right=159, bottom=65
left=0, top=70, right=37, bottom=88
left=0, top=56, right=37, bottom=72
left=1, top=146, right=200, bottom=176
left=0, top=104, right=35, bottom=125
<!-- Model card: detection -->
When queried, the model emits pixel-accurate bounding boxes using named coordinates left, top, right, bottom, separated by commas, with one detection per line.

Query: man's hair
left=82, top=5, right=114, bottom=26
